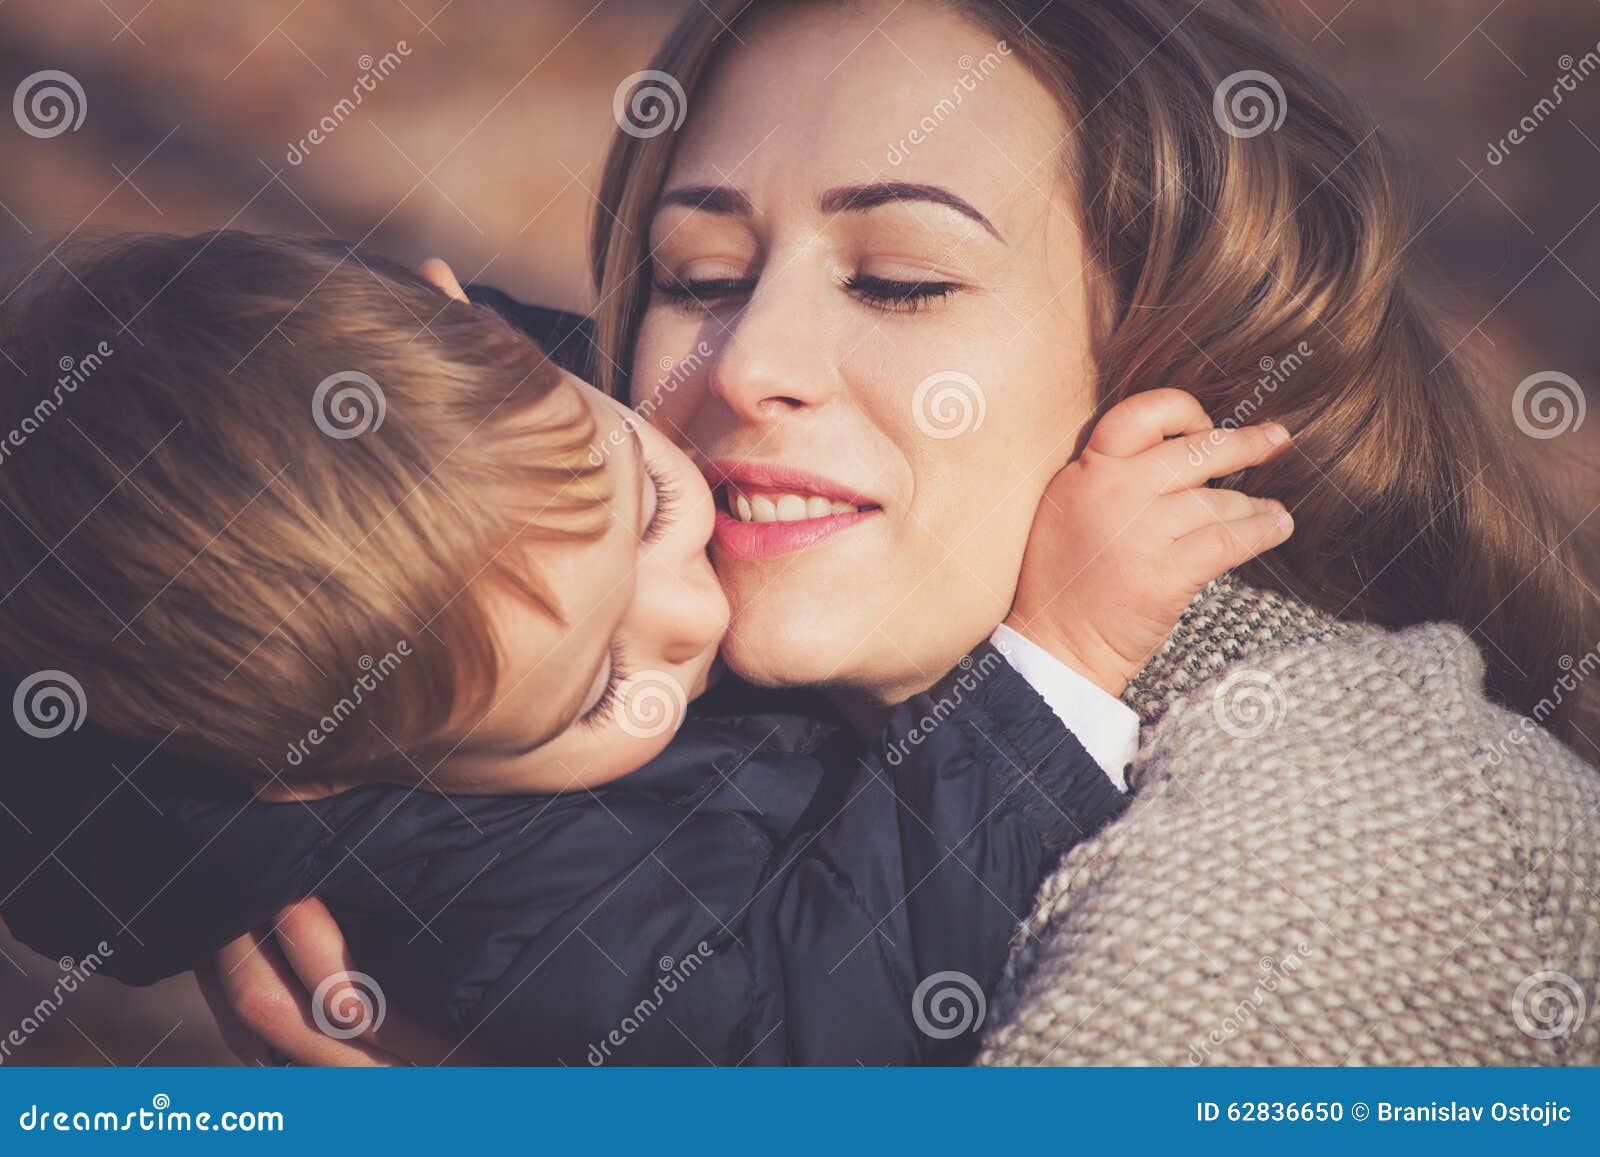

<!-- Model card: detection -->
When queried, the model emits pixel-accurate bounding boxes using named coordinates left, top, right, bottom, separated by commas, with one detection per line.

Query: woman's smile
left=706, top=458, right=882, bottom=559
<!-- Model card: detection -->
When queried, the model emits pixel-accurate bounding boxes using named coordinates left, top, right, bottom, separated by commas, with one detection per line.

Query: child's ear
left=416, top=257, right=467, bottom=302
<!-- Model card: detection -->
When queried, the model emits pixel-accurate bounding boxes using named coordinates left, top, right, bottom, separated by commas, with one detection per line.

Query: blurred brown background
left=0, top=0, right=1596, bottom=1065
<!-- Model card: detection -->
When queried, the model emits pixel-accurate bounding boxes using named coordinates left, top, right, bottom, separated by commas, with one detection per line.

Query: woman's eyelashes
left=841, top=272, right=960, bottom=314
left=651, top=271, right=963, bottom=315
left=652, top=276, right=751, bottom=314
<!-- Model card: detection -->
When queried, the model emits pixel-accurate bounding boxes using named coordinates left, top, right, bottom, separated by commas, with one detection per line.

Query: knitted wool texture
left=979, top=577, right=1600, bottom=1065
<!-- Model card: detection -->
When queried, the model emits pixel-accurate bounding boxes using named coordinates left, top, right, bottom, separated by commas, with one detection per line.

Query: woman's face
left=632, top=0, right=1098, bottom=704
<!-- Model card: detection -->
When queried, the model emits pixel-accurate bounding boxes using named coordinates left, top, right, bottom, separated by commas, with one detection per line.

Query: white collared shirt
left=989, top=623, right=1139, bottom=792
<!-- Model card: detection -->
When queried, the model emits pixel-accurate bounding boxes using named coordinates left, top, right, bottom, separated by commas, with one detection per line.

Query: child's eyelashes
left=642, top=462, right=680, bottom=544
left=580, top=638, right=629, bottom=729
left=650, top=273, right=963, bottom=315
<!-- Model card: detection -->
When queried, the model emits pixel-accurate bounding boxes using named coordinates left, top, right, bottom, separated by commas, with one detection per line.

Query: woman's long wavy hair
left=591, top=0, right=1598, bottom=749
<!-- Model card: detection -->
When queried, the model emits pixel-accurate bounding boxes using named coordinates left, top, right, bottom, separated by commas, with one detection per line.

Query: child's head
left=0, top=232, right=725, bottom=795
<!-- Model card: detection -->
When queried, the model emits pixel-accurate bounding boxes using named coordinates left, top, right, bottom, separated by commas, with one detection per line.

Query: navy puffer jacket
left=0, top=298, right=1126, bottom=1065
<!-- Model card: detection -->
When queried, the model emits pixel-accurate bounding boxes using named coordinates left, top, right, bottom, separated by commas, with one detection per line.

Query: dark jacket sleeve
left=332, top=643, right=1125, bottom=1066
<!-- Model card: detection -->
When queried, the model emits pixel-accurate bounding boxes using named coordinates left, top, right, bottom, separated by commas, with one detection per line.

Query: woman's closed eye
left=651, top=272, right=964, bottom=315
left=653, top=276, right=753, bottom=313
left=841, top=273, right=961, bottom=315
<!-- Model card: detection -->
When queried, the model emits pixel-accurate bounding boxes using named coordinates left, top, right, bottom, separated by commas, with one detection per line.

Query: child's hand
left=1005, top=389, right=1294, bottom=698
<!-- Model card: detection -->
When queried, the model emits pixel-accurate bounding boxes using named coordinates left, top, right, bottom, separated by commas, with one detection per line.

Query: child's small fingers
left=1175, top=505, right=1294, bottom=579
left=1086, top=388, right=1212, bottom=458
left=1150, top=422, right=1291, bottom=493
left=416, top=257, right=468, bottom=302
left=1159, top=488, right=1280, bottom=534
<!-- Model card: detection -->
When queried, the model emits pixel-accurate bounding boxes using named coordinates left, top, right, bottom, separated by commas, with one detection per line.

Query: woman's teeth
left=729, top=491, right=861, bottom=522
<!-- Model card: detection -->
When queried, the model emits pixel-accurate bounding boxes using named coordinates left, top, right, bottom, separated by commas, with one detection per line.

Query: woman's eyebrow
left=818, top=181, right=1004, bottom=242
left=652, top=184, right=755, bottom=219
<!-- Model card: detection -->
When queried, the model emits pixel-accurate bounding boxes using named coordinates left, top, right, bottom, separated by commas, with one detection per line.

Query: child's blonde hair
left=0, top=232, right=608, bottom=780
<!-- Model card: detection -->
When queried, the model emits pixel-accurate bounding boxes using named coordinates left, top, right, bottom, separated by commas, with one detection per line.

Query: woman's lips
left=713, top=506, right=876, bottom=559
left=706, top=459, right=881, bottom=560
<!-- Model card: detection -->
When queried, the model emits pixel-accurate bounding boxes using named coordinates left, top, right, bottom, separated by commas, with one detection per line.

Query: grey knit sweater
left=979, top=577, right=1600, bottom=1065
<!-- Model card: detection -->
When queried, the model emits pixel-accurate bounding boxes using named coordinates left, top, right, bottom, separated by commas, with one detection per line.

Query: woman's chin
left=717, top=602, right=863, bottom=690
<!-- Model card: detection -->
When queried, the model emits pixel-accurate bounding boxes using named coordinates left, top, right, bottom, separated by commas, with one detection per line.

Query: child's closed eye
left=643, top=463, right=680, bottom=544
left=580, top=638, right=630, bottom=728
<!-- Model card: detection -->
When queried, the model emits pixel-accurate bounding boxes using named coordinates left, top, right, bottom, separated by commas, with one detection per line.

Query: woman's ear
left=416, top=257, right=467, bottom=302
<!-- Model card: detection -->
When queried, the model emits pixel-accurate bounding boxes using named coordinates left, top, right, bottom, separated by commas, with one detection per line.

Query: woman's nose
left=708, top=271, right=836, bottom=422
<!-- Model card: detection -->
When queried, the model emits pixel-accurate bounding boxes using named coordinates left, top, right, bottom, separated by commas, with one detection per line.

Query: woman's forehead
left=669, top=1, right=1066, bottom=203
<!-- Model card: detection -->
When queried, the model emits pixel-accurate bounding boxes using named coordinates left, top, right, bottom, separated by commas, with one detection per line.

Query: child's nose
left=662, top=561, right=729, bottom=665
